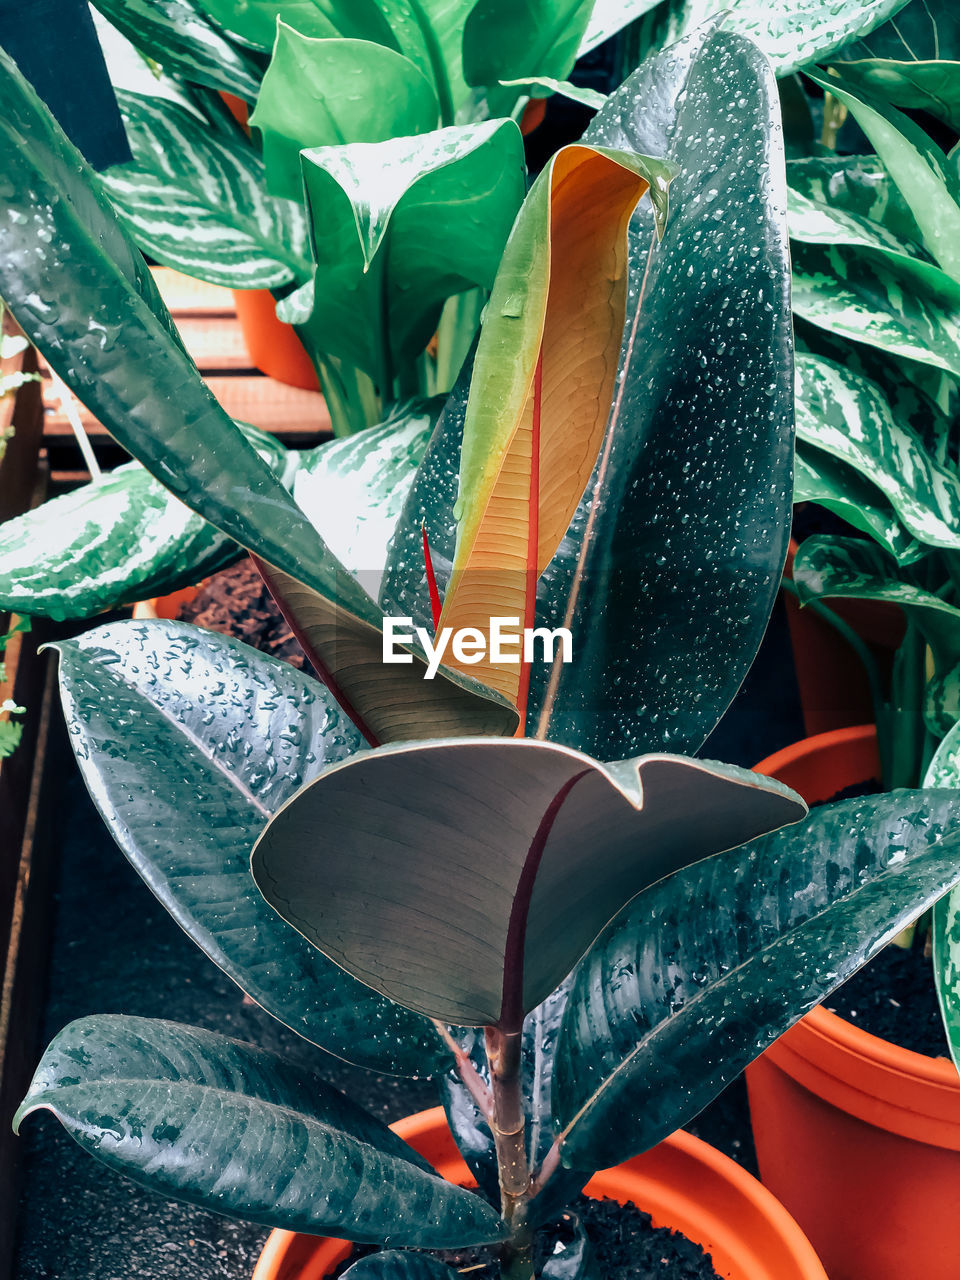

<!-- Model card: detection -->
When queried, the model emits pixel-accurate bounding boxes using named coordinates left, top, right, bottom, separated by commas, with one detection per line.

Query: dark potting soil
left=826, top=942, right=952, bottom=1060
left=177, top=557, right=313, bottom=672
left=338, top=1198, right=721, bottom=1280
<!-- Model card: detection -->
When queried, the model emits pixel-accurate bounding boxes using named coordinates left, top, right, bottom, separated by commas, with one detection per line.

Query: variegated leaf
left=787, top=154, right=924, bottom=245
left=578, top=0, right=663, bottom=54
left=926, top=719, right=960, bottom=1075
left=794, top=445, right=921, bottom=563
left=634, top=0, right=912, bottom=77
left=795, top=354, right=960, bottom=550
left=102, top=90, right=310, bottom=290
left=91, top=0, right=263, bottom=100
left=924, top=667, right=960, bottom=737
left=792, top=241, right=960, bottom=376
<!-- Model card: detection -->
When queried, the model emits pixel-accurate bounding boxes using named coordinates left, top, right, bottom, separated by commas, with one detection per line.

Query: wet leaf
left=553, top=790, right=960, bottom=1170
left=252, top=737, right=804, bottom=1026
left=925, top=724, right=960, bottom=1078
left=787, top=154, right=924, bottom=245
left=250, top=25, right=440, bottom=201
left=15, top=1017, right=502, bottom=1244
left=341, top=1253, right=461, bottom=1280
left=51, top=620, right=447, bottom=1074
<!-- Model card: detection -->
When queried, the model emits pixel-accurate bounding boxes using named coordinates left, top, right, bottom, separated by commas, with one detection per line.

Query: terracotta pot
left=131, top=584, right=201, bottom=621
left=252, top=1107, right=826, bottom=1280
left=783, top=538, right=904, bottom=738
left=749, top=726, right=960, bottom=1280
left=232, top=289, right=321, bottom=391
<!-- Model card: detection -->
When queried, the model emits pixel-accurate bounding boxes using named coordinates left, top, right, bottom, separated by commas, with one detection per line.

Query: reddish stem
left=422, top=523, right=442, bottom=633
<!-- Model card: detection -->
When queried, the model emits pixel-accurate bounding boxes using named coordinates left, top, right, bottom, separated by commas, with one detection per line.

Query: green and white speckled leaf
left=635, top=0, right=911, bottom=77
left=925, top=722, right=960, bottom=1076
left=91, top=0, right=263, bottom=100
left=250, top=25, right=440, bottom=203
left=924, top=668, right=960, bottom=737
left=294, top=402, right=436, bottom=591
left=0, top=422, right=288, bottom=620
left=795, top=355, right=960, bottom=550
left=15, top=1017, right=501, bottom=1244
left=809, top=68, right=960, bottom=281
left=52, top=620, right=447, bottom=1075
left=788, top=155, right=925, bottom=246
left=553, top=790, right=960, bottom=1170
left=792, top=241, right=960, bottom=376
left=794, top=446, right=920, bottom=563
left=102, top=90, right=310, bottom=290
left=286, top=121, right=525, bottom=390
left=794, top=536, right=960, bottom=665
left=579, top=0, right=662, bottom=54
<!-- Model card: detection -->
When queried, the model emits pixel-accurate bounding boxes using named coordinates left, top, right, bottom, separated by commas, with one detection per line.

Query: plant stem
left=485, top=1025, right=534, bottom=1280
left=820, top=90, right=848, bottom=150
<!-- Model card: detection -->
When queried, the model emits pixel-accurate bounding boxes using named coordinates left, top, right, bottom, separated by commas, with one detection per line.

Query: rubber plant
left=11, top=20, right=960, bottom=1275
left=86, top=0, right=659, bottom=435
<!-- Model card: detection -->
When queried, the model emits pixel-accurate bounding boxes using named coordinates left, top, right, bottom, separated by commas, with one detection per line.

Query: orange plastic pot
left=783, top=537, right=904, bottom=738
left=251, top=1108, right=826, bottom=1280
left=748, top=727, right=960, bottom=1280
left=233, top=289, right=321, bottom=391
left=131, top=584, right=201, bottom=620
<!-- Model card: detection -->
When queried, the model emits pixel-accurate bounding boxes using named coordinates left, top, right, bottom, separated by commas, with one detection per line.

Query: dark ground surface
left=12, top=566, right=801, bottom=1278
left=826, top=941, right=952, bottom=1060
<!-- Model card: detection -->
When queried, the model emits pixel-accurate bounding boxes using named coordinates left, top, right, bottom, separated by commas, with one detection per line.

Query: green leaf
left=794, top=354, right=960, bottom=551
left=794, top=445, right=921, bottom=563
left=91, top=0, right=263, bottom=100
left=342, top=1254, right=460, bottom=1280
left=252, top=737, right=805, bottom=1026
left=835, top=59, right=960, bottom=132
left=553, top=789, right=960, bottom=1170
left=636, top=0, right=912, bottom=77
left=578, top=0, right=662, bottom=55
left=809, top=68, right=960, bottom=281
left=791, top=241, right=960, bottom=377
left=384, top=24, right=797, bottom=760
left=0, top=719, right=23, bottom=760
left=0, top=422, right=286, bottom=620
left=787, top=154, right=924, bottom=245
left=838, top=0, right=960, bottom=61
left=925, top=723, right=960, bottom=1076
left=541, top=1221, right=601, bottom=1280
left=198, top=0, right=343, bottom=46
left=499, top=76, right=607, bottom=110
left=794, top=535, right=960, bottom=665
left=15, top=1016, right=502, bottom=1245
left=462, top=0, right=595, bottom=89
left=102, top=90, right=310, bottom=290
left=250, top=25, right=440, bottom=202
left=286, top=121, right=525, bottom=391
left=52, top=620, right=447, bottom=1075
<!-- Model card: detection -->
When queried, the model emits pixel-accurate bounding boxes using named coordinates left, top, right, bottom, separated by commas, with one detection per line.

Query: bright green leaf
left=794, top=445, right=921, bottom=563
left=463, top=0, right=595, bottom=89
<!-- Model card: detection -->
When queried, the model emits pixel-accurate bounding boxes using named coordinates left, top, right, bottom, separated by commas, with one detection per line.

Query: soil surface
left=826, top=942, right=951, bottom=1060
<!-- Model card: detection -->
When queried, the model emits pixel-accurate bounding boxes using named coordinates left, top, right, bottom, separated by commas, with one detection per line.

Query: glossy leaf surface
left=638, top=0, right=911, bottom=76
left=198, top=0, right=343, bottom=45
left=794, top=354, right=960, bottom=550
left=462, top=0, right=595, bottom=89
left=250, top=26, right=439, bottom=201
left=15, top=1017, right=501, bottom=1244
left=925, top=723, right=960, bottom=1077
left=553, top=790, right=960, bottom=1169
left=103, top=90, right=310, bottom=289
left=253, top=738, right=804, bottom=1027
left=838, top=0, right=960, bottom=62
left=438, top=144, right=671, bottom=710
left=787, top=154, right=924, bottom=245
left=383, top=25, right=796, bottom=759
left=794, top=447, right=920, bottom=563
left=91, top=0, right=262, bottom=100
left=836, top=59, right=960, bottom=131
left=0, top=423, right=283, bottom=619
left=342, top=1254, right=460, bottom=1280
left=53, top=620, right=447, bottom=1074
left=579, top=0, right=662, bottom=54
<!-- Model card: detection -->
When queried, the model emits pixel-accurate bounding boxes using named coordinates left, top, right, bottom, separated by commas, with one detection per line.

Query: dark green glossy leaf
left=285, top=121, right=525, bottom=391
left=52, top=620, right=447, bottom=1074
left=15, top=1017, right=501, bottom=1245
left=553, top=790, right=960, bottom=1170
left=383, top=24, right=796, bottom=759
left=253, top=738, right=804, bottom=1026
left=440, top=981, right=588, bottom=1225
left=794, top=445, right=921, bottom=563
left=91, top=0, right=263, bottom=100
left=103, top=90, right=310, bottom=289
left=836, top=59, right=960, bottom=132
left=250, top=25, right=439, bottom=202
left=0, top=419, right=286, bottom=620
left=342, top=1254, right=460, bottom=1280
left=792, top=241, right=960, bottom=376
left=633, top=0, right=912, bottom=76
left=795, top=354, right=960, bottom=550
left=809, top=68, right=960, bottom=280
left=839, top=0, right=960, bottom=61
left=462, top=0, right=594, bottom=89
left=541, top=1219, right=601, bottom=1280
